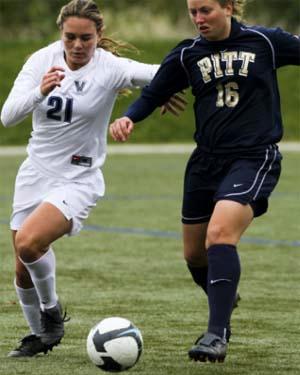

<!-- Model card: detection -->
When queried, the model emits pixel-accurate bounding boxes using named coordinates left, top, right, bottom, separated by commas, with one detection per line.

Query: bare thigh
left=15, top=202, right=72, bottom=263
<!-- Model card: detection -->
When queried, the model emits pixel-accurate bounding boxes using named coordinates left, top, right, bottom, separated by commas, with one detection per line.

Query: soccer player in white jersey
left=0, top=0, right=184, bottom=358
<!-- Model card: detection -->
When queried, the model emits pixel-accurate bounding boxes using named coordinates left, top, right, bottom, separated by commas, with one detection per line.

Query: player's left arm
left=269, top=28, right=300, bottom=67
left=1, top=50, right=48, bottom=127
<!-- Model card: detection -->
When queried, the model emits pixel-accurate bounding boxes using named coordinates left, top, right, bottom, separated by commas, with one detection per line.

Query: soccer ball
left=86, top=317, right=143, bottom=372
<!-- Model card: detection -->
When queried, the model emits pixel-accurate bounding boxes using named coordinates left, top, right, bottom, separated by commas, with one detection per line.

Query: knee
left=15, top=231, right=41, bottom=263
left=183, top=223, right=208, bottom=265
left=206, top=223, right=229, bottom=248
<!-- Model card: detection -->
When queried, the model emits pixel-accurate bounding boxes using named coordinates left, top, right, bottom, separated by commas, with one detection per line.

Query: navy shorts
left=182, top=145, right=282, bottom=224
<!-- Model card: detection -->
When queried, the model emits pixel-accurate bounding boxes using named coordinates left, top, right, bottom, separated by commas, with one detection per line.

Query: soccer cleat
left=40, top=301, right=69, bottom=347
left=188, top=332, right=227, bottom=363
left=7, top=334, right=51, bottom=357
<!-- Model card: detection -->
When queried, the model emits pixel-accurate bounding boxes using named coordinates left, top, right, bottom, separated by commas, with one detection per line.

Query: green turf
left=0, top=152, right=299, bottom=375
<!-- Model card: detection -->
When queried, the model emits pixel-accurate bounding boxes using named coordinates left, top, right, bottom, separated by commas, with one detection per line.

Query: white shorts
left=11, top=158, right=104, bottom=236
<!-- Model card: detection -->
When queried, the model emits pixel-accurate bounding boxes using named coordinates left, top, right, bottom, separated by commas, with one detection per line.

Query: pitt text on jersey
left=197, top=51, right=256, bottom=108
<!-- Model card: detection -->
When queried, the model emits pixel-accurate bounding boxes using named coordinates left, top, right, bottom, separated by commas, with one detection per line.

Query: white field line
left=0, top=142, right=299, bottom=156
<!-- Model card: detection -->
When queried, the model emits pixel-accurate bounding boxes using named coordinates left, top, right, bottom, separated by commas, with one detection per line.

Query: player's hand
left=40, top=66, right=65, bottom=96
left=160, top=91, right=187, bottom=116
left=109, top=117, right=135, bottom=142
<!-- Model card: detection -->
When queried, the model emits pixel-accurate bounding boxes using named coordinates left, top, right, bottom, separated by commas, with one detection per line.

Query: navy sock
left=207, top=244, right=241, bottom=339
left=187, top=264, right=208, bottom=294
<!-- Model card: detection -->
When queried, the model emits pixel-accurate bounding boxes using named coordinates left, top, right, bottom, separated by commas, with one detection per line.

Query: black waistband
left=194, top=143, right=279, bottom=157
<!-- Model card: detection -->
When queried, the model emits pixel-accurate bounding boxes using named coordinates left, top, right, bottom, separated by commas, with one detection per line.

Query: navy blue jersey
left=125, top=19, right=300, bottom=153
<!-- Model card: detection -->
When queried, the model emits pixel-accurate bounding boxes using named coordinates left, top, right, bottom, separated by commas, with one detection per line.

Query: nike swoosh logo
left=116, top=328, right=140, bottom=338
left=233, top=184, right=243, bottom=188
left=210, top=278, right=232, bottom=285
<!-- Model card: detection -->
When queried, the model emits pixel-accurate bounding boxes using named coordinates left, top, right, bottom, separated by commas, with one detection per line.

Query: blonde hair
left=219, top=0, right=247, bottom=21
left=56, top=0, right=133, bottom=56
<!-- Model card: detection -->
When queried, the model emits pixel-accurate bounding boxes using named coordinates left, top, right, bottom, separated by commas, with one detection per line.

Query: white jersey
left=1, top=41, right=159, bottom=180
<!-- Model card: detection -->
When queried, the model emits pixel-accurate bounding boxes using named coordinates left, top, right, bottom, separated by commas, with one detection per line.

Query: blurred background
left=1, top=0, right=300, bottom=39
left=0, top=0, right=299, bottom=144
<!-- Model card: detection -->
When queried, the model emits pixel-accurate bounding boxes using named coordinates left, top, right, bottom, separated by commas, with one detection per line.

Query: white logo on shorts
left=233, top=184, right=243, bottom=188
left=210, top=278, right=232, bottom=285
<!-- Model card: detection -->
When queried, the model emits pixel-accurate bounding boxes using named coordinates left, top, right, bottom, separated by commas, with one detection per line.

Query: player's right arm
left=109, top=41, right=190, bottom=141
left=1, top=49, right=64, bottom=128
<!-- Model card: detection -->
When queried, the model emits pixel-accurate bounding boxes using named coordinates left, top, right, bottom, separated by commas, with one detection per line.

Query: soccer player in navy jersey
left=110, top=0, right=300, bottom=363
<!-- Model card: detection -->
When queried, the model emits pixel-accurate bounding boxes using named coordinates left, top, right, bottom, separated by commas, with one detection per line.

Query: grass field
left=0, top=151, right=299, bottom=375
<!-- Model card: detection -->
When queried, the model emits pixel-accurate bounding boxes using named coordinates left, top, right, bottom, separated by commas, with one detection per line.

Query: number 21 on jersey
left=47, top=96, right=73, bottom=123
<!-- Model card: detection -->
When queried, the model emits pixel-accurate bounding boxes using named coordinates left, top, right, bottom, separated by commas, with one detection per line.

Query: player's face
left=62, top=17, right=98, bottom=70
left=187, top=0, right=233, bottom=41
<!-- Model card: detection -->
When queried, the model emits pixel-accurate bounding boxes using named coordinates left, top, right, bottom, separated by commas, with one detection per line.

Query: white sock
left=20, top=247, right=58, bottom=310
left=14, top=280, right=42, bottom=335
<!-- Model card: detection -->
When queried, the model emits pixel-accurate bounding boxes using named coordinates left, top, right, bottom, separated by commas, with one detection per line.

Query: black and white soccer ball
left=86, top=317, right=143, bottom=372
